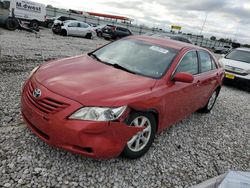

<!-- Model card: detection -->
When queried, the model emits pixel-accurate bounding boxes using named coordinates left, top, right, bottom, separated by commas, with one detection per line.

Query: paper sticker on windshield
left=150, top=46, right=169, bottom=54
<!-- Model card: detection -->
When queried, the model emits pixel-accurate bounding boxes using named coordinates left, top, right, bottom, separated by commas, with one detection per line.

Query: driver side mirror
left=173, top=72, right=194, bottom=83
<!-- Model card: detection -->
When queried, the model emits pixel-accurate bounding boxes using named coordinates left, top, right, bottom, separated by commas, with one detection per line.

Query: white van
left=0, top=0, right=46, bottom=30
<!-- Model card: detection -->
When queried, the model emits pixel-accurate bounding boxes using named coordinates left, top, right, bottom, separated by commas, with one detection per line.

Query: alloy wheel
left=127, top=116, right=152, bottom=152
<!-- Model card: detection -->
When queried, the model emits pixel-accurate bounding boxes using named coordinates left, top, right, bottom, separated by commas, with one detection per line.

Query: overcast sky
left=35, top=0, right=250, bottom=43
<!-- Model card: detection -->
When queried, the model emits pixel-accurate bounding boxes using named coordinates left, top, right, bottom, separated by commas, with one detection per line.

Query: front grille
left=25, top=81, right=68, bottom=114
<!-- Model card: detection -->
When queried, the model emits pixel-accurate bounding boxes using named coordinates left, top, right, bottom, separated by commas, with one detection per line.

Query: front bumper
left=21, top=78, right=143, bottom=159
left=224, top=71, right=250, bottom=87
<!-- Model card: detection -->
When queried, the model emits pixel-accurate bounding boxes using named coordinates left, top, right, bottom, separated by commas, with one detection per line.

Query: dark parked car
left=101, top=25, right=132, bottom=40
left=214, top=45, right=232, bottom=54
left=45, top=16, right=76, bottom=28
left=170, top=36, right=194, bottom=44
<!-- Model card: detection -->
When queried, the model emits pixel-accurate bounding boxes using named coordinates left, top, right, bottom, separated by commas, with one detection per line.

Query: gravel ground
left=0, top=28, right=250, bottom=188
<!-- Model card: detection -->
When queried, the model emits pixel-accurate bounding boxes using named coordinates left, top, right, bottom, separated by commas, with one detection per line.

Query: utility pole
left=200, top=12, right=208, bottom=35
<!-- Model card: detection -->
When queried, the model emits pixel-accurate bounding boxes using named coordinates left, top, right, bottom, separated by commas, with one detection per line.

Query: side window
left=80, top=23, right=89, bottom=28
left=210, top=56, right=218, bottom=70
left=68, top=22, right=78, bottom=27
left=199, top=51, right=212, bottom=72
left=176, top=51, right=198, bottom=75
left=117, top=27, right=127, bottom=32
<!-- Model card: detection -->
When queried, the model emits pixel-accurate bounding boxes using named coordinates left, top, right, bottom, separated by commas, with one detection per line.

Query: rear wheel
left=97, top=31, right=102, bottom=37
left=30, top=20, right=39, bottom=30
left=86, top=33, right=92, bottom=39
left=47, top=22, right=53, bottom=28
left=199, top=90, right=218, bottom=113
left=122, top=112, right=156, bottom=159
left=5, top=18, right=19, bottom=31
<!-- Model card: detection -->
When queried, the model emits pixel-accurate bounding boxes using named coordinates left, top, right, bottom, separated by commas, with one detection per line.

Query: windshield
left=225, top=49, right=250, bottom=64
left=92, top=39, right=178, bottom=78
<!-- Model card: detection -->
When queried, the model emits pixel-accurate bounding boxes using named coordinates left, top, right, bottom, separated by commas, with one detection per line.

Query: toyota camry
left=21, top=36, right=224, bottom=159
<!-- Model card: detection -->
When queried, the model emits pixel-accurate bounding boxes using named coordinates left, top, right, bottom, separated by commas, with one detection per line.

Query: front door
left=162, top=50, right=201, bottom=126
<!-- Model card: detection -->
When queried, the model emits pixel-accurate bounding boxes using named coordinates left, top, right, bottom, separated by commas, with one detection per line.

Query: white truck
left=0, top=0, right=46, bottom=30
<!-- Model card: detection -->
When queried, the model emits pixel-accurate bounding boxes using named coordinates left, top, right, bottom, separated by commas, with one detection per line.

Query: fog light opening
left=73, top=145, right=94, bottom=154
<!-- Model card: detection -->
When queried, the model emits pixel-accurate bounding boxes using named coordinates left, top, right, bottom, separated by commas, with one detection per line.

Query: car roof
left=128, top=35, right=202, bottom=51
left=235, top=48, right=250, bottom=52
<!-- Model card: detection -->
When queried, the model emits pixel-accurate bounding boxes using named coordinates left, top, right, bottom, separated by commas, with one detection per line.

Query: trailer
left=0, top=0, right=46, bottom=30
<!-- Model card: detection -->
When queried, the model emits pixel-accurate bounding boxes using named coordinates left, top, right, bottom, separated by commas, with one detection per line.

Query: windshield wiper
left=88, top=53, right=136, bottom=74
left=112, top=64, right=136, bottom=74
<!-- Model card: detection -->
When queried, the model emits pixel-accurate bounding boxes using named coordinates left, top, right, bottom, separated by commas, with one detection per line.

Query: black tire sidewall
left=6, top=18, right=19, bottom=31
left=200, top=90, right=218, bottom=113
left=86, top=33, right=92, bottom=39
left=30, top=20, right=39, bottom=30
left=122, top=112, right=156, bottom=159
left=61, top=29, right=67, bottom=36
left=47, top=22, right=53, bottom=28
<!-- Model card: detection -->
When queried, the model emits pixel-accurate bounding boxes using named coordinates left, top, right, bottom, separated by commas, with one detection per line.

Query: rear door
left=67, top=21, right=79, bottom=36
left=196, top=50, right=219, bottom=107
left=78, top=22, right=90, bottom=37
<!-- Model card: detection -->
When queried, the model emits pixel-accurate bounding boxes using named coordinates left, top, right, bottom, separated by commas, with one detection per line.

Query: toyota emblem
left=33, top=88, right=42, bottom=98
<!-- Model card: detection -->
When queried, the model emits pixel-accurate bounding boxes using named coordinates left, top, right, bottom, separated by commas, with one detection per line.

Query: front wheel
left=60, top=29, right=67, bottom=36
left=199, top=90, right=218, bottom=113
left=122, top=112, right=156, bottom=159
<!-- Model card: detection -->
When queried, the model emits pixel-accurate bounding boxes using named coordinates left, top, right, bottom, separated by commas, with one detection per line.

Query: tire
left=5, top=18, right=19, bottom=31
left=60, top=29, right=67, bottom=36
left=122, top=112, right=156, bottom=159
left=97, top=31, right=102, bottom=37
left=52, top=25, right=61, bottom=34
left=86, top=33, right=92, bottom=39
left=47, top=22, right=53, bottom=28
left=199, top=89, right=219, bottom=113
left=30, top=20, right=39, bottom=30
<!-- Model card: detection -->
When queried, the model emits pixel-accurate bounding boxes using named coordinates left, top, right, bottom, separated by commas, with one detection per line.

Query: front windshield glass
left=92, top=39, right=178, bottom=78
left=225, top=49, right=250, bottom=64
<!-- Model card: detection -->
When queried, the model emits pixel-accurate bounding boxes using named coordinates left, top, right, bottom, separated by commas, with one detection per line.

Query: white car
left=60, top=21, right=96, bottom=39
left=219, top=48, right=250, bottom=86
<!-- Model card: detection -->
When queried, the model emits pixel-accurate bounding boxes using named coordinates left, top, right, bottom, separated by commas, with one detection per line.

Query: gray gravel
left=0, top=28, right=250, bottom=188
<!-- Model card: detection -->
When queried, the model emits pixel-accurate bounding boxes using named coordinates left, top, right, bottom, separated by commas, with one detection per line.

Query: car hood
left=35, top=55, right=156, bottom=106
left=221, top=58, right=250, bottom=70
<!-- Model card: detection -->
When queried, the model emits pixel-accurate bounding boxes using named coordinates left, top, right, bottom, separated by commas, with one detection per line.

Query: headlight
left=28, top=66, right=39, bottom=79
left=69, top=106, right=127, bottom=121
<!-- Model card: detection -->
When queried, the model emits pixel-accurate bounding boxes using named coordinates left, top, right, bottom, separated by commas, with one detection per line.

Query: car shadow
left=223, top=80, right=250, bottom=93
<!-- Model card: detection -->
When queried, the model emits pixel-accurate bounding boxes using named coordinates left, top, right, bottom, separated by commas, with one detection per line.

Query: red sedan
left=21, top=36, right=224, bottom=159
